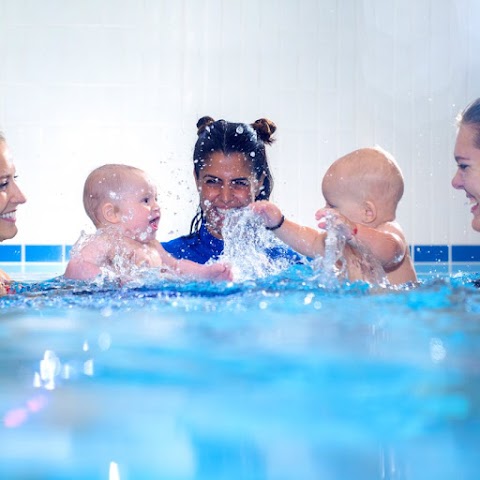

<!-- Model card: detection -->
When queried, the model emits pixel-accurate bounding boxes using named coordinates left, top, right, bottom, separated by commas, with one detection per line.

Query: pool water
left=1, top=267, right=480, bottom=480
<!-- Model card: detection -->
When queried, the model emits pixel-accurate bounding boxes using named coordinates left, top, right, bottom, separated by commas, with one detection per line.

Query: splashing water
left=312, top=214, right=387, bottom=287
left=311, top=218, right=348, bottom=288
left=69, top=229, right=171, bottom=286
left=220, top=208, right=290, bottom=281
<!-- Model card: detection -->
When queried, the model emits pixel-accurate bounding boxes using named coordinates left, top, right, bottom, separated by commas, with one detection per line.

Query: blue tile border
left=25, top=245, right=64, bottom=263
left=1, top=243, right=480, bottom=264
left=0, top=244, right=22, bottom=262
left=451, top=245, right=480, bottom=262
left=413, top=245, right=449, bottom=263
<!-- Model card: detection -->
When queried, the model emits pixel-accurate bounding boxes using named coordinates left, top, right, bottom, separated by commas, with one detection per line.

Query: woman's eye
left=0, top=181, right=8, bottom=190
left=459, top=164, right=468, bottom=171
left=205, top=178, right=220, bottom=185
left=233, top=180, right=249, bottom=187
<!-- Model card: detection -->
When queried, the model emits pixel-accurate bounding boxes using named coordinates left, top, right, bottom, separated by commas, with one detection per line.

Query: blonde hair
left=83, top=164, right=145, bottom=227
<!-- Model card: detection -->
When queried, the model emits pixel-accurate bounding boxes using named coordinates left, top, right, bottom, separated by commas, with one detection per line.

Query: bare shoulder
left=377, top=221, right=407, bottom=241
left=71, top=230, right=113, bottom=263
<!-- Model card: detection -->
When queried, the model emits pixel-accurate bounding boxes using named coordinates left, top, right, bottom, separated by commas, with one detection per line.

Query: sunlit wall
left=0, top=0, right=479, bottom=264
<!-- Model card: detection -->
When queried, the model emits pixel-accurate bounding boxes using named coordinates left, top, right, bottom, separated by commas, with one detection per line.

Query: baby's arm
left=316, top=208, right=407, bottom=271
left=251, top=201, right=326, bottom=258
left=355, top=222, right=407, bottom=271
left=0, top=269, right=10, bottom=296
left=156, top=244, right=233, bottom=281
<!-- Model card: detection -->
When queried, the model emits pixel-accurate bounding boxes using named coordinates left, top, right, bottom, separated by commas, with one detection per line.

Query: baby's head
left=322, top=147, right=404, bottom=226
left=83, top=164, right=151, bottom=228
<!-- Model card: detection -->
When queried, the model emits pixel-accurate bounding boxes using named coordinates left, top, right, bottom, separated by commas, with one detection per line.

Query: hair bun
left=251, top=118, right=276, bottom=145
left=196, top=116, right=215, bottom=136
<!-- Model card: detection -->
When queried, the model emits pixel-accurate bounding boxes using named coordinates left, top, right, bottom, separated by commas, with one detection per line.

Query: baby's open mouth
left=149, top=217, right=160, bottom=230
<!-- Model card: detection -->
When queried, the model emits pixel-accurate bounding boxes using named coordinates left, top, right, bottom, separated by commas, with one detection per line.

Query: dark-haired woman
left=162, top=116, right=300, bottom=263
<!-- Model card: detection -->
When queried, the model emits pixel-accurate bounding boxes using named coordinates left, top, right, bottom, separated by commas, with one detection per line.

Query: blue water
left=1, top=266, right=480, bottom=480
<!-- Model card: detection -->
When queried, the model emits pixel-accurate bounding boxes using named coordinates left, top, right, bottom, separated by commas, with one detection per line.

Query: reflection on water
left=1, top=269, right=480, bottom=479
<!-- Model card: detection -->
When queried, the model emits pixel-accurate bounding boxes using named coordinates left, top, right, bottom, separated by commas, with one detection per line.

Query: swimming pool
left=1, top=267, right=479, bottom=480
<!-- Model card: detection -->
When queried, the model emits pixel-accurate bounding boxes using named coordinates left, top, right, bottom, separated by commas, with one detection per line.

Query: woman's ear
left=102, top=202, right=120, bottom=224
left=194, top=168, right=202, bottom=192
left=363, top=200, right=377, bottom=224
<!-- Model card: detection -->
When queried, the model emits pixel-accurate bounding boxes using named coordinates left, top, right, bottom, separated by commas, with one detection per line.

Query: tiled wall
left=1, top=0, right=480, bottom=271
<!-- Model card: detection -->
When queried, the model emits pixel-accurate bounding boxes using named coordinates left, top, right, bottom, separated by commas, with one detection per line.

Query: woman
left=162, top=116, right=299, bottom=263
left=452, top=98, right=480, bottom=231
left=0, top=133, right=27, bottom=294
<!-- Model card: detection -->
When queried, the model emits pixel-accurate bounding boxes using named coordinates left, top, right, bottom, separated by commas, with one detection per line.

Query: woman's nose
left=11, top=182, right=27, bottom=204
left=219, top=185, right=234, bottom=203
left=451, top=170, right=463, bottom=190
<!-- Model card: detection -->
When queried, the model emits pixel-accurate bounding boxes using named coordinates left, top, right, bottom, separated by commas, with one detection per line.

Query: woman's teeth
left=0, top=211, right=16, bottom=220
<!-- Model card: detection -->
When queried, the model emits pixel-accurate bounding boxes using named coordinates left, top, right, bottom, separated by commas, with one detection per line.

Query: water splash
left=220, top=208, right=290, bottom=281
left=312, top=214, right=387, bottom=287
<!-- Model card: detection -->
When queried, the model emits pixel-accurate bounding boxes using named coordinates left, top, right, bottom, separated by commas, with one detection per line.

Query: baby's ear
left=363, top=200, right=377, bottom=224
left=102, top=202, right=120, bottom=224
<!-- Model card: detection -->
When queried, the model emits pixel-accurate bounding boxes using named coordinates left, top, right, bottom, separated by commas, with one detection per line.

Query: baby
left=252, top=147, right=417, bottom=285
left=64, top=164, right=232, bottom=282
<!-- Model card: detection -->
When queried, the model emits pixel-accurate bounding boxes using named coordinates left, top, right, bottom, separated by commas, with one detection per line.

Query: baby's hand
left=204, top=263, right=233, bottom=282
left=251, top=200, right=283, bottom=229
left=315, top=208, right=357, bottom=241
left=0, top=281, right=8, bottom=296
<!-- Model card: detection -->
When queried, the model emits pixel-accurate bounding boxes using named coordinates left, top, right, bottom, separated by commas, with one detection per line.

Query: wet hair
left=190, top=116, right=276, bottom=234
left=83, top=164, right=145, bottom=227
left=457, top=98, right=480, bottom=148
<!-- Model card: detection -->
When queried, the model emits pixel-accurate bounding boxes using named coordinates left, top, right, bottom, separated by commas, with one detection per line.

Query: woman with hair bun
left=162, top=116, right=299, bottom=263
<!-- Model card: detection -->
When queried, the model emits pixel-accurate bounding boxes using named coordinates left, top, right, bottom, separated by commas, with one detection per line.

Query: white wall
left=0, top=0, right=479, bottom=248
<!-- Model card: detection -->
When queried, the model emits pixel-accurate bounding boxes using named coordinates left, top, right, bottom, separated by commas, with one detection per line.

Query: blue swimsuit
left=162, top=223, right=301, bottom=264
